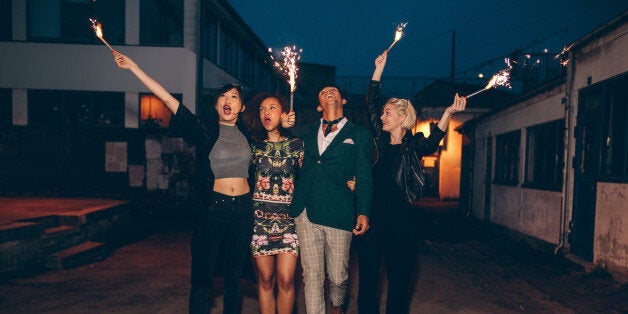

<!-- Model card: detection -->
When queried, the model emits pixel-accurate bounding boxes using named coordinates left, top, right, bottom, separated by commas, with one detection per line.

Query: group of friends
left=113, top=49, right=466, bottom=314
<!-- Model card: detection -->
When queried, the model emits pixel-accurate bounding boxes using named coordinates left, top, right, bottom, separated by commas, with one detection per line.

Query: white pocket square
left=342, top=138, right=355, bottom=144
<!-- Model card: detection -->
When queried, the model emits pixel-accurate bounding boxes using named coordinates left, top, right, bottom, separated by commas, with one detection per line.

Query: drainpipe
left=555, top=49, right=575, bottom=255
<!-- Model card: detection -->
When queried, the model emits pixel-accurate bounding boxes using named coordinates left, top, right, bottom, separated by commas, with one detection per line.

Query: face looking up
left=317, top=87, right=346, bottom=112
left=215, top=87, right=244, bottom=125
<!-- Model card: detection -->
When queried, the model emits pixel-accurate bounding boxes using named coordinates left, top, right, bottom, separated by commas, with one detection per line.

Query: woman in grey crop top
left=114, top=51, right=295, bottom=313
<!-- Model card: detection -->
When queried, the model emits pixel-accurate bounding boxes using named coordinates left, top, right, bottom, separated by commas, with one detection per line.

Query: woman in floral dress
left=243, top=93, right=303, bottom=314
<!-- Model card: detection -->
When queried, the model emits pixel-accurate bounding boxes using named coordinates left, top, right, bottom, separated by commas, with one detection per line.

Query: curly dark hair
left=243, top=92, right=292, bottom=142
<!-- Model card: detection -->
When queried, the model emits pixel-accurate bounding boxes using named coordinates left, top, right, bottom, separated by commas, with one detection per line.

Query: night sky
left=228, top=0, right=627, bottom=79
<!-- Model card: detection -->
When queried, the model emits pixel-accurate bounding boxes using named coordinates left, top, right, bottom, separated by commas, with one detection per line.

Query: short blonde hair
left=385, top=97, right=417, bottom=130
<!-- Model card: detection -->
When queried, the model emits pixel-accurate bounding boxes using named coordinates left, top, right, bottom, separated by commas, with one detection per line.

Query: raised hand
left=113, top=51, right=137, bottom=70
left=446, top=93, right=467, bottom=115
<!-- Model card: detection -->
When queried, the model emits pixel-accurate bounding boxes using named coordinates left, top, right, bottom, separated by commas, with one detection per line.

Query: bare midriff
left=213, top=177, right=250, bottom=196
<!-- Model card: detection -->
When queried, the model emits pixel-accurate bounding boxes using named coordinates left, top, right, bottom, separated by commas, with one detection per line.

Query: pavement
left=1, top=199, right=627, bottom=313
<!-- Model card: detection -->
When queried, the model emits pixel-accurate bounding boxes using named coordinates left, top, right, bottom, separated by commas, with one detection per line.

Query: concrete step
left=0, top=221, right=45, bottom=242
left=44, top=225, right=77, bottom=236
left=45, top=241, right=109, bottom=270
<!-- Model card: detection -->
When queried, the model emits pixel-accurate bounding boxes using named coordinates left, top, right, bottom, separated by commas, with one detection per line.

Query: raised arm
left=113, top=51, right=180, bottom=114
left=366, top=51, right=389, bottom=135
left=371, top=50, right=388, bottom=82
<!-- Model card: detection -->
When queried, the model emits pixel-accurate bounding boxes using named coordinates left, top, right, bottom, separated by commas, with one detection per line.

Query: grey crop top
left=208, top=124, right=251, bottom=179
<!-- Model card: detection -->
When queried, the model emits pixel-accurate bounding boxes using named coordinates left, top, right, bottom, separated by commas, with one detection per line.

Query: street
left=1, top=202, right=626, bottom=313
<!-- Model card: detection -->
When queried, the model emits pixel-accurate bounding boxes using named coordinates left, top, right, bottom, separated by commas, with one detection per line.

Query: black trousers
left=357, top=202, right=417, bottom=314
left=189, top=192, right=253, bottom=314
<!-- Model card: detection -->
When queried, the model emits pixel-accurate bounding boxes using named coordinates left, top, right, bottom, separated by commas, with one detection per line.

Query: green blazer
left=290, top=120, right=374, bottom=231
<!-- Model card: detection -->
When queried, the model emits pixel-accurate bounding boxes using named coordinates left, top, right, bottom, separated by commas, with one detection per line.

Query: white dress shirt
left=318, top=117, right=348, bottom=155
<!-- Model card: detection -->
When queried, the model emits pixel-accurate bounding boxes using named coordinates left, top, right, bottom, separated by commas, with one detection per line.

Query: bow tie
left=322, top=117, right=343, bottom=136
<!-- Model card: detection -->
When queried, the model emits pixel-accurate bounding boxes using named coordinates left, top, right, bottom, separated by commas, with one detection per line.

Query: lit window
left=140, top=94, right=174, bottom=128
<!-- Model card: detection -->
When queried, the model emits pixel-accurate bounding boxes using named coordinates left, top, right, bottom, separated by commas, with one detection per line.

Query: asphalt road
left=1, top=204, right=626, bottom=313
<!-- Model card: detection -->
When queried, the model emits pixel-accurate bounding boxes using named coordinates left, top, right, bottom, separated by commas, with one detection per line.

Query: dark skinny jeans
left=189, top=191, right=253, bottom=314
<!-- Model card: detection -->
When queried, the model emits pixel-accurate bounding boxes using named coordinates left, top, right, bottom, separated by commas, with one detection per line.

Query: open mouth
left=263, top=117, right=271, bottom=124
left=223, top=105, right=232, bottom=115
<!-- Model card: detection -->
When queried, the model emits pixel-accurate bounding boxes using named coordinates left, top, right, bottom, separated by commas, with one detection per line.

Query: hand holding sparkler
left=386, top=23, right=407, bottom=52
left=113, top=51, right=137, bottom=70
left=89, top=18, right=114, bottom=51
left=446, top=93, right=467, bottom=115
left=269, top=46, right=302, bottom=111
left=465, top=58, right=513, bottom=98
left=281, top=111, right=296, bottom=128
left=372, top=50, right=388, bottom=81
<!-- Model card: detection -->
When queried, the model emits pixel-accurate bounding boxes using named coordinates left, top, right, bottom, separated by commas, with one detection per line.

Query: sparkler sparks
left=554, top=43, right=574, bottom=67
left=89, top=18, right=114, bottom=51
left=466, top=58, right=512, bottom=98
left=386, top=22, right=408, bottom=52
left=269, top=46, right=302, bottom=110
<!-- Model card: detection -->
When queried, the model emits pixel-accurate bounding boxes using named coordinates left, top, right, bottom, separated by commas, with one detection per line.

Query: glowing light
left=89, top=18, right=114, bottom=51
left=269, top=46, right=302, bottom=110
left=466, top=58, right=512, bottom=98
left=386, top=22, right=408, bottom=52
left=554, top=43, right=574, bottom=67
left=478, top=73, right=484, bottom=78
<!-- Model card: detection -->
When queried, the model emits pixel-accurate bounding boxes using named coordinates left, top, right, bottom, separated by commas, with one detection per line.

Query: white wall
left=472, top=85, right=566, bottom=243
left=0, top=42, right=197, bottom=120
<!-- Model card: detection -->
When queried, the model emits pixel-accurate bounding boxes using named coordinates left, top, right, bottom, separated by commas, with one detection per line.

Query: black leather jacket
left=366, top=80, right=445, bottom=203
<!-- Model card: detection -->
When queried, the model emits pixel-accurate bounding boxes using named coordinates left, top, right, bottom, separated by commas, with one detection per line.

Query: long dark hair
left=243, top=92, right=292, bottom=142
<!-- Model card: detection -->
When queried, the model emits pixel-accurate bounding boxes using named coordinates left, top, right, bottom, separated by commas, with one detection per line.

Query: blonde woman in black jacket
left=357, top=50, right=466, bottom=314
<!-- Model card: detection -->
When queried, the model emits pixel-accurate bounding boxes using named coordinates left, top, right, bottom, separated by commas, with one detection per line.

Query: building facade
left=0, top=0, right=284, bottom=196
left=461, top=12, right=628, bottom=279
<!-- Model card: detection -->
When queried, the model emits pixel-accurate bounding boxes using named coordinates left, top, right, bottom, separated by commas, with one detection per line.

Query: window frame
left=598, top=73, right=628, bottom=181
left=139, top=0, right=183, bottom=47
left=494, top=129, right=521, bottom=186
left=28, top=89, right=125, bottom=127
left=0, top=0, right=11, bottom=41
left=27, top=0, right=125, bottom=45
left=0, top=88, right=12, bottom=125
left=524, top=119, right=565, bottom=191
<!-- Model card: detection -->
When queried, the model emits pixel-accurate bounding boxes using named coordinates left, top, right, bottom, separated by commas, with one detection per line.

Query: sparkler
left=269, top=46, right=302, bottom=111
left=89, top=18, right=114, bottom=51
left=386, top=22, right=408, bottom=52
left=554, top=43, right=574, bottom=67
left=466, top=58, right=513, bottom=98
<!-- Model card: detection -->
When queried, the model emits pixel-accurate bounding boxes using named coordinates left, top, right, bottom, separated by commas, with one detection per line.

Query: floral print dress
left=250, top=137, right=304, bottom=256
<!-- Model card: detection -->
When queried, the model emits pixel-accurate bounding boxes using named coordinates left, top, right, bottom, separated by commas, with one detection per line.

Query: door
left=571, top=91, right=602, bottom=261
left=484, top=136, right=492, bottom=221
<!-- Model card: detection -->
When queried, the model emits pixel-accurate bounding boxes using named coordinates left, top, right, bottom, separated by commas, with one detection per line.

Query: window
left=29, top=90, right=124, bottom=126
left=140, top=0, right=183, bottom=46
left=220, top=29, right=239, bottom=75
left=241, top=49, right=256, bottom=87
left=201, top=11, right=218, bottom=62
left=600, top=74, right=628, bottom=179
left=0, top=0, right=11, bottom=40
left=0, top=89, right=11, bottom=125
left=525, top=120, right=564, bottom=190
left=139, top=94, right=176, bottom=128
left=494, top=130, right=520, bottom=186
left=28, top=0, right=124, bottom=44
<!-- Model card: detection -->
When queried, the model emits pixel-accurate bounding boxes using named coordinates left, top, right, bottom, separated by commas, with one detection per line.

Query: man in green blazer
left=290, top=84, right=373, bottom=314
